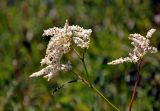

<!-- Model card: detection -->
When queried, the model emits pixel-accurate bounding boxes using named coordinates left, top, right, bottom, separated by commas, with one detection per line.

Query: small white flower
left=146, top=29, right=156, bottom=38
left=108, top=29, right=157, bottom=65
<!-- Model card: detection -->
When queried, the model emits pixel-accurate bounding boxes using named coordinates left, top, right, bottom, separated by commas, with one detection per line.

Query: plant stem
left=72, top=48, right=120, bottom=111
left=81, top=57, right=89, bottom=80
left=128, top=59, right=142, bottom=111
left=73, top=48, right=89, bottom=80
left=128, top=74, right=139, bottom=111
left=80, top=50, right=117, bottom=110
left=73, top=47, right=82, bottom=59
left=91, top=85, right=120, bottom=111
left=71, top=71, right=120, bottom=111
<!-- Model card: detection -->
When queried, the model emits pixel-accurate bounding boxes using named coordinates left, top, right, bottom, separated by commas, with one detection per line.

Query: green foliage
left=0, top=0, right=160, bottom=110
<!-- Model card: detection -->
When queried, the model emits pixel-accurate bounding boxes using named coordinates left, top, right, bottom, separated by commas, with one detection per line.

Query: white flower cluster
left=30, top=20, right=92, bottom=81
left=108, top=29, right=157, bottom=65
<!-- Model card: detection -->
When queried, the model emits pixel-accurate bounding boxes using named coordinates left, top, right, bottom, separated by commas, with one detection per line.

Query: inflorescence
left=108, top=29, right=157, bottom=65
left=30, top=20, right=92, bottom=81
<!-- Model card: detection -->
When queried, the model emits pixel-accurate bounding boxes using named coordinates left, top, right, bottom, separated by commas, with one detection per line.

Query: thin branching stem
left=73, top=48, right=89, bottom=80
left=71, top=71, right=120, bottom=111
left=71, top=71, right=91, bottom=87
left=128, top=58, right=142, bottom=111
left=73, top=47, right=82, bottom=59
left=72, top=48, right=120, bottom=111
left=91, top=85, right=120, bottom=111
left=81, top=56, right=90, bottom=81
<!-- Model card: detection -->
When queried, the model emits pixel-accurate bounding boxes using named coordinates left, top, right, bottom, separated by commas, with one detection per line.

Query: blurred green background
left=0, top=0, right=160, bottom=111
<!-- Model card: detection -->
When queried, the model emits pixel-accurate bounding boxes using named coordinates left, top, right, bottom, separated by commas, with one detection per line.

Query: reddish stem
left=128, top=59, right=142, bottom=111
left=128, top=75, right=139, bottom=111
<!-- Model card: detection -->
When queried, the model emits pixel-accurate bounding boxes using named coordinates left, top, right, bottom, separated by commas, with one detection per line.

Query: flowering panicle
left=108, top=29, right=157, bottom=65
left=30, top=20, right=92, bottom=81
